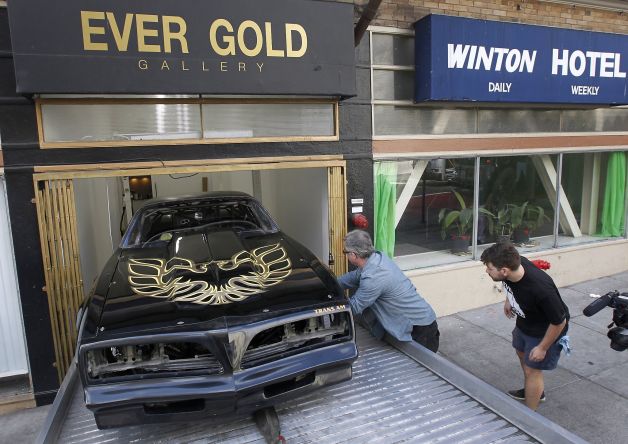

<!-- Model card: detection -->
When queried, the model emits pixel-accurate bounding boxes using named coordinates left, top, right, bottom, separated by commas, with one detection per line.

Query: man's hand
left=504, top=299, right=515, bottom=318
left=529, top=345, right=547, bottom=362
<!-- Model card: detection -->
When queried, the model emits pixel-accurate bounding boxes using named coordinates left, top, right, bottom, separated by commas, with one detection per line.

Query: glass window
left=374, top=158, right=476, bottom=270
left=374, top=106, right=476, bottom=136
left=478, top=109, right=561, bottom=133
left=562, top=109, right=628, bottom=132
left=40, top=101, right=335, bottom=144
left=41, top=103, right=202, bottom=142
left=559, top=152, right=627, bottom=247
left=201, top=103, right=334, bottom=138
left=478, top=155, right=557, bottom=255
left=372, top=34, right=414, bottom=66
left=372, top=70, right=414, bottom=101
left=123, top=197, right=278, bottom=247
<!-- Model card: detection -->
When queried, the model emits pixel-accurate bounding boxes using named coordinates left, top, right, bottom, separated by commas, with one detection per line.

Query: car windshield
left=122, top=198, right=278, bottom=247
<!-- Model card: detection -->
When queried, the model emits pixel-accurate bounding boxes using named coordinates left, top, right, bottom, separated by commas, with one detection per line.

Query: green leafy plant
left=438, top=190, right=494, bottom=240
left=509, top=202, right=549, bottom=233
left=495, top=205, right=512, bottom=238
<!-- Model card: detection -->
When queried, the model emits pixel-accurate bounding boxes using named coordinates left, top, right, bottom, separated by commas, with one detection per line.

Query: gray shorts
left=512, top=326, right=562, bottom=370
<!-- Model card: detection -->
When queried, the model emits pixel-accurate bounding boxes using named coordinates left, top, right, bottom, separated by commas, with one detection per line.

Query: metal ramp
left=39, top=327, right=586, bottom=443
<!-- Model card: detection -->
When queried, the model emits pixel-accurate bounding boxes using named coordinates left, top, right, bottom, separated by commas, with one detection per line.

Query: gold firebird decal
left=128, top=243, right=292, bottom=305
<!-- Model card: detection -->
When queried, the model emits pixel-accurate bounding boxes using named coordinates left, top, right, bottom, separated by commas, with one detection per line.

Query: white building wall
left=74, top=177, right=124, bottom=296
left=0, top=175, right=29, bottom=377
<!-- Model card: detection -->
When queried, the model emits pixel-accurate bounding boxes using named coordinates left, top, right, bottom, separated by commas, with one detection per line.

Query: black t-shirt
left=503, top=257, right=570, bottom=338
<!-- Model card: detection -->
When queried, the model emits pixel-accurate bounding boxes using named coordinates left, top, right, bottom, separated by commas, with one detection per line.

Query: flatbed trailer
left=38, top=327, right=587, bottom=444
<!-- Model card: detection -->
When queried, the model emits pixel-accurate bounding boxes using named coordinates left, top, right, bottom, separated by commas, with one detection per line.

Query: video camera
left=583, top=290, right=628, bottom=351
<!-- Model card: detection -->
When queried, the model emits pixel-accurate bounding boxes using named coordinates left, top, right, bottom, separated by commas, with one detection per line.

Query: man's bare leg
left=523, top=365, right=544, bottom=411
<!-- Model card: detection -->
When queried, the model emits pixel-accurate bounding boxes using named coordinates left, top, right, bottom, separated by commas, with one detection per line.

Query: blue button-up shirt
left=338, top=251, right=436, bottom=341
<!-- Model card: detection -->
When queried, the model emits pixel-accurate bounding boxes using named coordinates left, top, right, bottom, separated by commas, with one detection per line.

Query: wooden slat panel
left=50, top=181, right=71, bottom=376
left=38, top=182, right=64, bottom=379
left=67, top=181, right=84, bottom=328
left=35, top=179, right=84, bottom=383
left=328, top=165, right=348, bottom=277
left=35, top=186, right=63, bottom=383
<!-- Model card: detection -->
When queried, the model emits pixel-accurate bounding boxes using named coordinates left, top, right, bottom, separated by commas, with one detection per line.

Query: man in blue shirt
left=338, top=230, right=439, bottom=352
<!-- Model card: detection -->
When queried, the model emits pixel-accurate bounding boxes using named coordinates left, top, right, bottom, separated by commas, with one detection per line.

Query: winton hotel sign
left=7, top=0, right=356, bottom=96
left=414, top=15, right=627, bottom=105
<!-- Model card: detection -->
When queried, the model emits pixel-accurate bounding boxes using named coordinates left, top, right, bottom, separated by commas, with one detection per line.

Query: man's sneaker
left=507, top=388, right=546, bottom=402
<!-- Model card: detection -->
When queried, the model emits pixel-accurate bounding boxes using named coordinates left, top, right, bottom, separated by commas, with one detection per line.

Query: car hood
left=94, top=229, right=340, bottom=338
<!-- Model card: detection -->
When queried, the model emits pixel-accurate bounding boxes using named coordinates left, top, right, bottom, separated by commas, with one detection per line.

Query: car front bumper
left=84, top=341, right=357, bottom=429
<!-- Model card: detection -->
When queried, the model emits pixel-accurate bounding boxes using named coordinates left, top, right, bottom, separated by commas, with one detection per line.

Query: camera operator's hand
left=529, top=345, right=547, bottom=362
left=504, top=299, right=515, bottom=319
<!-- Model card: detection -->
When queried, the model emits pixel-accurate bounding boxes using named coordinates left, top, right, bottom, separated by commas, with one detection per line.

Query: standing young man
left=481, top=242, right=570, bottom=410
left=338, top=230, right=439, bottom=352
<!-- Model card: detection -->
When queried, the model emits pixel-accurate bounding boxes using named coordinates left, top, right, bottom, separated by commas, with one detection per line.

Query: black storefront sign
left=7, top=0, right=355, bottom=96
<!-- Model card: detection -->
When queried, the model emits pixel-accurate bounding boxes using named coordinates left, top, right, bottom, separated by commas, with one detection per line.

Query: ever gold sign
left=80, top=11, right=308, bottom=58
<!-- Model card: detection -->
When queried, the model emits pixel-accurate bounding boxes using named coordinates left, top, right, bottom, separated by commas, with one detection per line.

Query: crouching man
left=338, top=230, right=439, bottom=352
left=481, top=242, right=570, bottom=410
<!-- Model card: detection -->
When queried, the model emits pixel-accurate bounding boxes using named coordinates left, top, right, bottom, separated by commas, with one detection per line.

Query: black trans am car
left=75, top=192, right=358, bottom=429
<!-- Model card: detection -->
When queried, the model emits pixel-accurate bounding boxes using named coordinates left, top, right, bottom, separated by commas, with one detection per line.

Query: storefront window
left=39, top=100, right=337, bottom=145
left=372, top=71, right=414, bottom=101
left=559, top=152, right=627, bottom=247
left=374, top=158, right=476, bottom=270
left=201, top=103, right=334, bottom=138
left=478, top=155, right=556, bottom=255
left=377, top=152, right=626, bottom=269
left=373, top=106, right=476, bottom=136
left=41, top=103, right=202, bottom=142
left=562, top=109, right=628, bottom=132
left=478, top=109, right=561, bottom=133
left=372, top=34, right=414, bottom=66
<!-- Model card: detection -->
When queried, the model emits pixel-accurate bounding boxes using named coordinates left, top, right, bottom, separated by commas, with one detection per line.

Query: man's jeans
left=411, top=321, right=440, bottom=353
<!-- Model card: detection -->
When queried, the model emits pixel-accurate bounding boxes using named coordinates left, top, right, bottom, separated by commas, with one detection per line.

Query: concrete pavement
left=438, top=271, right=628, bottom=444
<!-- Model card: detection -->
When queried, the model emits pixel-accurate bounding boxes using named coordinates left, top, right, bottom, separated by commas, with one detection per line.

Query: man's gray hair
left=344, top=230, right=375, bottom=259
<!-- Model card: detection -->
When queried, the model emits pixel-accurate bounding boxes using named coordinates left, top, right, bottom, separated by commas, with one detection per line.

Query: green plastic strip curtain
left=598, top=152, right=626, bottom=237
left=374, top=161, right=397, bottom=257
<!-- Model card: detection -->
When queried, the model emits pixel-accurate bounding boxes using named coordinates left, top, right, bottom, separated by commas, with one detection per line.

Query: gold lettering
left=286, top=23, right=307, bottom=58
left=209, top=19, right=235, bottom=56
left=257, top=62, right=264, bottom=72
left=202, top=61, right=209, bottom=71
left=265, top=22, right=284, bottom=57
left=105, top=12, right=134, bottom=52
left=220, top=61, right=228, bottom=72
left=81, top=11, right=108, bottom=51
left=138, top=59, right=148, bottom=70
left=237, top=20, right=262, bottom=57
left=161, top=60, right=170, bottom=70
left=238, top=62, right=246, bottom=72
left=163, top=16, right=189, bottom=54
left=136, top=14, right=161, bottom=52
left=181, top=60, right=189, bottom=71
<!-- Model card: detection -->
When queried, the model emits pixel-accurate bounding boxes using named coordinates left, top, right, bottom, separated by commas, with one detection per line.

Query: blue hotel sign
left=414, top=15, right=628, bottom=105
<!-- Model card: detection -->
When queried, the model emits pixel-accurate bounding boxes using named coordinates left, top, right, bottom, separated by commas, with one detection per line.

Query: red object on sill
left=351, top=213, right=369, bottom=229
left=451, top=234, right=471, bottom=240
left=531, top=259, right=551, bottom=270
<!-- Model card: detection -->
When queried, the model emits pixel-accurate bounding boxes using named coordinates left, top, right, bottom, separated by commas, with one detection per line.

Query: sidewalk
left=438, top=271, right=628, bottom=444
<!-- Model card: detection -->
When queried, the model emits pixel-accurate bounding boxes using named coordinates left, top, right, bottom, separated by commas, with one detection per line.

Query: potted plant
left=494, top=205, right=512, bottom=243
left=438, top=190, right=494, bottom=253
left=509, top=202, right=549, bottom=243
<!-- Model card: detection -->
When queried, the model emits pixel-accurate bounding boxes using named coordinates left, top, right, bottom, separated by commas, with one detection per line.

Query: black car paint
left=76, top=193, right=358, bottom=428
